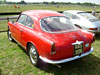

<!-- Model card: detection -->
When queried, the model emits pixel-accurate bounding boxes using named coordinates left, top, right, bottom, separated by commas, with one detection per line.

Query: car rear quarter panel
left=80, top=29, right=94, bottom=44
left=22, top=23, right=52, bottom=57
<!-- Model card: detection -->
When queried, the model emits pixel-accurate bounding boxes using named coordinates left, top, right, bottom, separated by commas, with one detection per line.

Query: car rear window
left=41, top=16, right=78, bottom=33
left=78, top=12, right=97, bottom=19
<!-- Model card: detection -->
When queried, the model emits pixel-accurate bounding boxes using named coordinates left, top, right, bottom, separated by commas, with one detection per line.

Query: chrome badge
left=72, top=40, right=83, bottom=45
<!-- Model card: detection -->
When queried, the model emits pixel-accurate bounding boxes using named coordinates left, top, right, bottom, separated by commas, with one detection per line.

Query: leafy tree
left=51, top=1, right=56, bottom=4
left=43, top=1, right=49, bottom=5
left=20, top=0, right=26, bottom=4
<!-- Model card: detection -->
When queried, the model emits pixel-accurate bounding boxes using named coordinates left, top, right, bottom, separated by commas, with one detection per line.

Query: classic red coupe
left=8, top=10, right=95, bottom=66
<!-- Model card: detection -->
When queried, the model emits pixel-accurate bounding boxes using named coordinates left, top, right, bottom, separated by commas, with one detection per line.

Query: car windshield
left=41, top=16, right=78, bottom=33
left=78, top=12, right=97, bottom=19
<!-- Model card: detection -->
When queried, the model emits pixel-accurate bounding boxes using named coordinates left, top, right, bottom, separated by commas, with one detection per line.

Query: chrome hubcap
left=29, top=46, right=37, bottom=64
left=8, top=30, right=12, bottom=41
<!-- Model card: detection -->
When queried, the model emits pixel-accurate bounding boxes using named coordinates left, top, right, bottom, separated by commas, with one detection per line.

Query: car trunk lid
left=47, top=30, right=87, bottom=60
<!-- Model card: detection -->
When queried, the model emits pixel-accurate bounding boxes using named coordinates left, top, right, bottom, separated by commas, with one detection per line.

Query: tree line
left=0, top=0, right=99, bottom=6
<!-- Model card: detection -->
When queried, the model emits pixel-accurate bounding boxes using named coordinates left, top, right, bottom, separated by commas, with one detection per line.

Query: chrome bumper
left=39, top=47, right=94, bottom=64
left=88, top=30, right=100, bottom=33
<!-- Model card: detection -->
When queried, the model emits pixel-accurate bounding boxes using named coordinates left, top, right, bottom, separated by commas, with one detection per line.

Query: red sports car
left=8, top=10, right=95, bottom=66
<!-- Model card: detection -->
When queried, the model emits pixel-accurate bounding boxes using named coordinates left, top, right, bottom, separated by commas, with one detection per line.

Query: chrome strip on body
left=88, top=30, right=100, bottom=33
left=39, top=47, right=94, bottom=64
left=12, top=36, right=26, bottom=50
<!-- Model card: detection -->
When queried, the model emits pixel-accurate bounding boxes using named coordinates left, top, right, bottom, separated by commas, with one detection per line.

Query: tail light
left=92, top=34, right=95, bottom=43
left=89, top=28, right=98, bottom=30
left=51, top=42, right=56, bottom=55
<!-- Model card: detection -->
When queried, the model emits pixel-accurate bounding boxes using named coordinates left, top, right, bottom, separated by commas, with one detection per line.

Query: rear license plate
left=74, top=44, right=83, bottom=56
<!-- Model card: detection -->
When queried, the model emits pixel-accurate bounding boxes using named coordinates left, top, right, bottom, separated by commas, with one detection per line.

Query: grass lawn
left=0, top=15, right=17, bottom=31
left=0, top=32, right=100, bottom=75
left=0, top=4, right=100, bottom=13
left=0, top=20, right=8, bottom=31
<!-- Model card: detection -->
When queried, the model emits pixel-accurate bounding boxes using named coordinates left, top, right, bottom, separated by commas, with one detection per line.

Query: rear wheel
left=28, top=43, right=40, bottom=67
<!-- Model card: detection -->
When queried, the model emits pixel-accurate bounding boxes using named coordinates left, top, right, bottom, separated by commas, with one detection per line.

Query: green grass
left=0, top=4, right=100, bottom=13
left=0, top=20, right=8, bottom=31
left=0, top=15, right=17, bottom=31
left=0, top=32, right=100, bottom=75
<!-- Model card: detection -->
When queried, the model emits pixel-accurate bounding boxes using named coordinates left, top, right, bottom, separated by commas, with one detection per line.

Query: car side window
left=25, top=16, right=34, bottom=28
left=72, top=15, right=80, bottom=19
left=17, top=15, right=27, bottom=25
left=64, top=12, right=73, bottom=19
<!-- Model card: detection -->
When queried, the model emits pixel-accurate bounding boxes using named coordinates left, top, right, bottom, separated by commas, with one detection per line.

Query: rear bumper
left=88, top=30, right=100, bottom=33
left=39, top=47, right=94, bottom=64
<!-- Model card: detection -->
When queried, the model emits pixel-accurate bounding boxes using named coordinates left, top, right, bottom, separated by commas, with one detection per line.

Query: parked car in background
left=8, top=10, right=95, bottom=67
left=63, top=10, right=100, bottom=33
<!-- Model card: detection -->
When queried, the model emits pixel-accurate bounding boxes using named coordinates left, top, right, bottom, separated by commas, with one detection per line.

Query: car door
left=12, top=14, right=27, bottom=44
left=21, top=16, right=34, bottom=47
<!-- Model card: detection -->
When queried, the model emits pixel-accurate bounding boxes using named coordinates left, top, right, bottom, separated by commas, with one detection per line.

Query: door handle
left=20, top=29, right=23, bottom=32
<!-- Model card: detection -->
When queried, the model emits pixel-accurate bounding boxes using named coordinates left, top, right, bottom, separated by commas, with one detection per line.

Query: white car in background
left=63, top=10, right=100, bottom=33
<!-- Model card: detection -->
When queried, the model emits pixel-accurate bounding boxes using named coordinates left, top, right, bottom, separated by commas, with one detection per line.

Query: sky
left=6, top=0, right=100, bottom=5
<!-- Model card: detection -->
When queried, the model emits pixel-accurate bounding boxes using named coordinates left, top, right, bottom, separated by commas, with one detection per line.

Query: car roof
left=64, top=10, right=86, bottom=14
left=22, top=10, right=64, bottom=19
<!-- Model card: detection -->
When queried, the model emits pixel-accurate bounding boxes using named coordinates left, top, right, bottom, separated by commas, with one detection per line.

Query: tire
left=7, top=28, right=14, bottom=42
left=28, top=43, right=40, bottom=67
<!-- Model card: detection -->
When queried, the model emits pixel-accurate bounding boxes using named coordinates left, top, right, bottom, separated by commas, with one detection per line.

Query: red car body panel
left=8, top=10, right=94, bottom=63
left=45, top=31, right=92, bottom=60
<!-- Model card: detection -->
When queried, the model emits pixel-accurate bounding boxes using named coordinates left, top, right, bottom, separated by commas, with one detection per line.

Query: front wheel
left=28, top=44, right=40, bottom=67
left=7, top=28, right=14, bottom=41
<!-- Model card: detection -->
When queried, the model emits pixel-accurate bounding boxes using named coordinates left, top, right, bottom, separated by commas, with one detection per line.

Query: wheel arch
left=26, top=41, right=39, bottom=54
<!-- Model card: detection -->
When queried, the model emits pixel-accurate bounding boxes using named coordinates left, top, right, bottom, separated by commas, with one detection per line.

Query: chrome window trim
left=12, top=36, right=26, bottom=50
